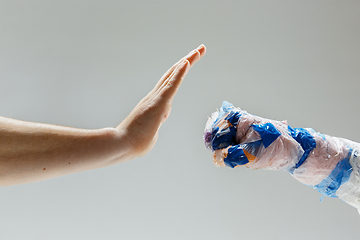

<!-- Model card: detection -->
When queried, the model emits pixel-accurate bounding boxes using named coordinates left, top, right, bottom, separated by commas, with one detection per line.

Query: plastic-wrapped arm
left=204, top=101, right=360, bottom=211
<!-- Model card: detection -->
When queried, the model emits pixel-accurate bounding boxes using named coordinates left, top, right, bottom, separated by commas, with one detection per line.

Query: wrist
left=97, top=127, right=136, bottom=167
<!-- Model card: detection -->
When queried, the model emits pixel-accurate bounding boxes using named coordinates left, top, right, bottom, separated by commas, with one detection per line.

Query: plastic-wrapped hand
left=204, top=101, right=360, bottom=211
left=118, top=45, right=206, bottom=158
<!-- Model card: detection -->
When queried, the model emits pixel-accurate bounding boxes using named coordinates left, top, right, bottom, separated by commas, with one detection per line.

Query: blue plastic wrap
left=204, top=101, right=360, bottom=212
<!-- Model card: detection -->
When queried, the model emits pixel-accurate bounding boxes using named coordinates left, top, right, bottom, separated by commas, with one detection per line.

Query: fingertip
left=197, top=44, right=206, bottom=57
left=183, top=49, right=199, bottom=66
left=183, top=44, right=207, bottom=67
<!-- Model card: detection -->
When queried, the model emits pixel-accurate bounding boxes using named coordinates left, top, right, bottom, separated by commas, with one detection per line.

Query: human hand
left=0, top=45, right=206, bottom=186
left=118, top=45, right=206, bottom=158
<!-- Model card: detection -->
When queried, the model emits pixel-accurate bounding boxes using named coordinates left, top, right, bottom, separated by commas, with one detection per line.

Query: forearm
left=0, top=44, right=206, bottom=186
left=0, top=116, right=132, bottom=186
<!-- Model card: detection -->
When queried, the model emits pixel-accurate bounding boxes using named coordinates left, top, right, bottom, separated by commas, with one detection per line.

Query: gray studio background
left=0, top=1, right=360, bottom=239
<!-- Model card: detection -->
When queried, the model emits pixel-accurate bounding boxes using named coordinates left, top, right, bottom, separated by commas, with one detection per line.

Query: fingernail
left=196, top=44, right=204, bottom=50
left=185, top=50, right=196, bottom=58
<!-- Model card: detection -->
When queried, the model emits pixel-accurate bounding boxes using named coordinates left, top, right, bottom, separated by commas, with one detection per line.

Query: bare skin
left=0, top=44, right=206, bottom=186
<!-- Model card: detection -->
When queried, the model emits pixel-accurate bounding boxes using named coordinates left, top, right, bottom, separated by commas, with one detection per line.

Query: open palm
left=118, top=45, right=206, bottom=157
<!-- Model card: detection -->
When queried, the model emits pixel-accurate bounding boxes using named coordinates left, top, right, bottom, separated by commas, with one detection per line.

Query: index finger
left=185, top=44, right=206, bottom=67
left=155, top=45, right=206, bottom=100
left=158, top=44, right=206, bottom=85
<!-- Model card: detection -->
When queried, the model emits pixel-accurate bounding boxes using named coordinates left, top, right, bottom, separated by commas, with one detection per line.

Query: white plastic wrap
left=204, top=101, right=360, bottom=212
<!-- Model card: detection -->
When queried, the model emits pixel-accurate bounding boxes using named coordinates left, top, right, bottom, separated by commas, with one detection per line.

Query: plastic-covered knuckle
left=204, top=101, right=243, bottom=151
